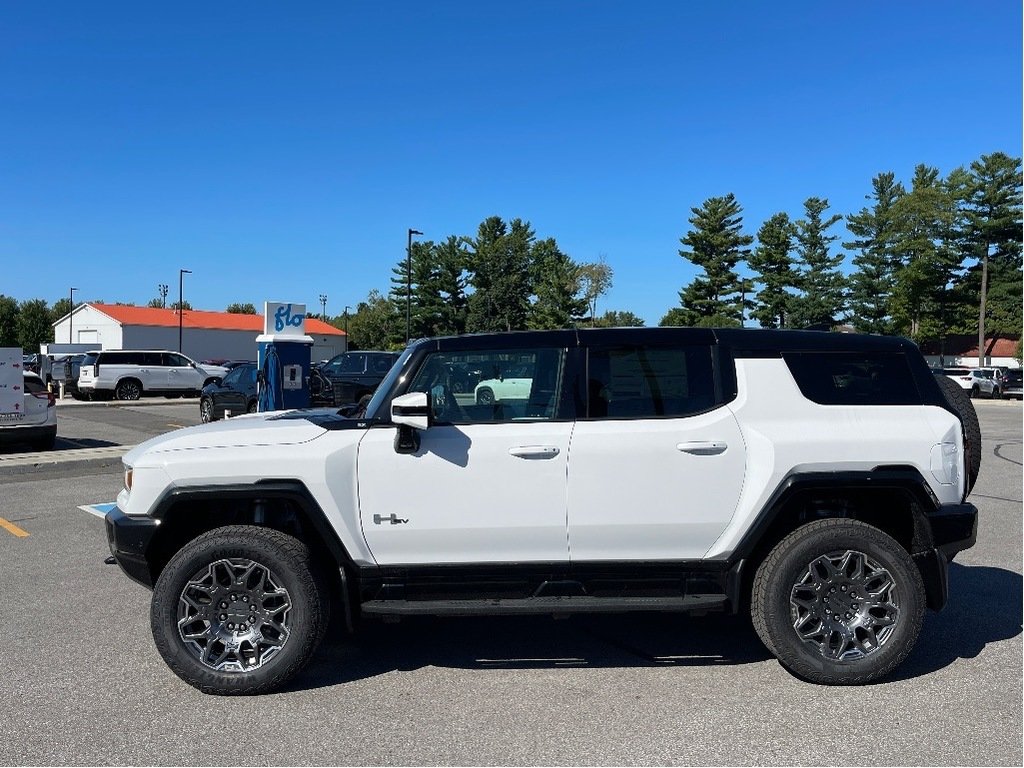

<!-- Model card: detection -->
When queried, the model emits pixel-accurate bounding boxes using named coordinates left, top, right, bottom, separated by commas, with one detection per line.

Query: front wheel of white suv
left=751, top=518, right=925, bottom=685
left=150, top=526, right=331, bottom=695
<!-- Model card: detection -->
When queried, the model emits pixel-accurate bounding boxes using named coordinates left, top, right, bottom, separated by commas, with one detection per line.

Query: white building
left=52, top=303, right=347, bottom=362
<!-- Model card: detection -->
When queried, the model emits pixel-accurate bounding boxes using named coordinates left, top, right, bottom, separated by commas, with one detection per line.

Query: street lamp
left=178, top=269, right=191, bottom=353
left=344, top=305, right=350, bottom=337
left=406, top=228, right=423, bottom=342
left=68, top=287, right=77, bottom=343
left=158, top=283, right=168, bottom=309
left=319, top=293, right=328, bottom=319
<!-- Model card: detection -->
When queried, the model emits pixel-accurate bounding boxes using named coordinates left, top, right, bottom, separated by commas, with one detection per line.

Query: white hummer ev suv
left=105, top=328, right=979, bottom=694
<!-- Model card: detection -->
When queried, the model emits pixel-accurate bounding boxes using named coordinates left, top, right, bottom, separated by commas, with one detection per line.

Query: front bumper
left=105, top=506, right=160, bottom=588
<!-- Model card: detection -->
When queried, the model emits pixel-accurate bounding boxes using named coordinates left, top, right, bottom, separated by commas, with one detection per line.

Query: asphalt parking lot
left=0, top=400, right=1020, bottom=765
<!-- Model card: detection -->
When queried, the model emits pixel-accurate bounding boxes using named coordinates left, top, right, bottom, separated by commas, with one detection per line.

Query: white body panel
left=355, top=422, right=573, bottom=564
left=704, top=358, right=965, bottom=559
left=566, top=406, right=745, bottom=560
left=121, top=415, right=377, bottom=566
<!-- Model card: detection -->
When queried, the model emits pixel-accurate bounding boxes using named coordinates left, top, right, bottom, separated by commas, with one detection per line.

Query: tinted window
left=408, top=348, right=566, bottom=424
left=784, top=352, right=919, bottom=405
left=337, top=354, right=366, bottom=374
left=105, top=351, right=144, bottom=366
left=23, top=377, right=46, bottom=395
left=163, top=353, right=190, bottom=367
left=586, top=346, right=716, bottom=419
left=220, top=368, right=244, bottom=387
left=1006, top=370, right=1023, bottom=385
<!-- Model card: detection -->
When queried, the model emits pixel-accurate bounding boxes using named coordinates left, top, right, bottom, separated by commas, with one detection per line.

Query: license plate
left=0, top=412, right=25, bottom=421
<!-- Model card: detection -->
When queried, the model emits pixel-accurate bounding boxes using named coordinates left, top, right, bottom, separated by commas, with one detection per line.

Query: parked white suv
left=942, top=368, right=999, bottom=398
left=78, top=350, right=227, bottom=400
left=0, top=371, right=57, bottom=451
left=105, top=329, right=979, bottom=693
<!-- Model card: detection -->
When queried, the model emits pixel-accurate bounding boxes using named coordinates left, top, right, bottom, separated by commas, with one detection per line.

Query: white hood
left=123, top=411, right=325, bottom=463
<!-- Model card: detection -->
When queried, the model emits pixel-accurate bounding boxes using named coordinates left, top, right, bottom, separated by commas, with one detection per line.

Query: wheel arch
left=730, top=468, right=946, bottom=613
left=143, top=480, right=356, bottom=587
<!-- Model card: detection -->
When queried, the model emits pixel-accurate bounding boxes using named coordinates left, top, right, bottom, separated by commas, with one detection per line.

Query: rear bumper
left=915, top=501, right=978, bottom=611
left=0, top=423, right=57, bottom=445
left=927, top=501, right=978, bottom=558
left=104, top=506, right=159, bottom=589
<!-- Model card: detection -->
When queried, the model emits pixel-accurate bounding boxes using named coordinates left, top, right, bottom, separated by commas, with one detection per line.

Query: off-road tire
left=751, top=518, right=925, bottom=685
left=151, top=525, right=330, bottom=695
left=934, top=374, right=982, bottom=494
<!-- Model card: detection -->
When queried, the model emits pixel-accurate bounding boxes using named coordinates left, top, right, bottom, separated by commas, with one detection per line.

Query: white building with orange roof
left=52, top=303, right=347, bottom=363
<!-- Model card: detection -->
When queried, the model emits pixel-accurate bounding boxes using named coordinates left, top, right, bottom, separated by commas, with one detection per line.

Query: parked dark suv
left=310, top=350, right=399, bottom=407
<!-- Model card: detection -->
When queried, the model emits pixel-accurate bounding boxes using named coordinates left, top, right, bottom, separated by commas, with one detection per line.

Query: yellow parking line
left=0, top=517, right=29, bottom=538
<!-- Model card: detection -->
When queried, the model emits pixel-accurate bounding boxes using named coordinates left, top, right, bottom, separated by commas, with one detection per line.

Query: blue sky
left=2, top=2, right=1020, bottom=325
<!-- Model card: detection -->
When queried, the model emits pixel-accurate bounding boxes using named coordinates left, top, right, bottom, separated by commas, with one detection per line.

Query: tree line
left=4, top=150, right=1018, bottom=356
left=665, top=151, right=1022, bottom=356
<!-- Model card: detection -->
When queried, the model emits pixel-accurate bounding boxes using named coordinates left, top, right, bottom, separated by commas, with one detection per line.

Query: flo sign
left=263, top=302, right=307, bottom=337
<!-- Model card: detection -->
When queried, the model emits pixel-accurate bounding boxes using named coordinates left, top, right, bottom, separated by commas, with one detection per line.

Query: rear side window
left=586, top=346, right=716, bottom=419
left=784, top=352, right=920, bottom=405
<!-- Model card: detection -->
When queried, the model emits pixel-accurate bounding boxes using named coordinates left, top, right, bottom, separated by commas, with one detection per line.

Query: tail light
left=32, top=391, right=56, bottom=407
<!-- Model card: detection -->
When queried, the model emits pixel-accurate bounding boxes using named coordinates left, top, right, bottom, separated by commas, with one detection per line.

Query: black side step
left=359, top=594, right=728, bottom=617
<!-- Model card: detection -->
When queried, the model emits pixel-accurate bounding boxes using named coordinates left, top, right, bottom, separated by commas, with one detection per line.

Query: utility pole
left=406, top=228, right=422, bottom=342
left=178, top=269, right=191, bottom=353
left=68, top=287, right=77, bottom=343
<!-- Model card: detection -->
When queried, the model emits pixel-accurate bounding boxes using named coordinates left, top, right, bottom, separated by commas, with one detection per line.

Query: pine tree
left=675, top=194, right=753, bottom=326
left=466, top=217, right=534, bottom=332
left=748, top=212, right=796, bottom=329
left=957, top=152, right=1023, bottom=363
left=845, top=172, right=906, bottom=335
left=890, top=166, right=961, bottom=340
left=529, top=238, right=587, bottom=330
left=789, top=198, right=845, bottom=329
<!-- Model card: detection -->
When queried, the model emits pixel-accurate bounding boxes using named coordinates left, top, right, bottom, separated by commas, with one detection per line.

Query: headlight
left=124, top=467, right=133, bottom=492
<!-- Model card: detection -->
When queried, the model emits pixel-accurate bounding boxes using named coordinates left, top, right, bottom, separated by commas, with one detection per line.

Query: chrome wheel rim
left=177, top=558, right=293, bottom=673
left=790, top=549, right=900, bottom=662
left=118, top=381, right=140, bottom=400
left=200, top=399, right=213, bottom=422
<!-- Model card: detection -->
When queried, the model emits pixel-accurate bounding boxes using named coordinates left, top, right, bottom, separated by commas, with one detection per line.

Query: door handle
left=676, top=441, right=728, bottom=456
left=508, top=445, right=560, bottom=459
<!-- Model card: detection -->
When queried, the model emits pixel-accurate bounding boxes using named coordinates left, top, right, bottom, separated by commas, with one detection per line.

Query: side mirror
left=391, top=391, right=433, bottom=430
left=391, top=391, right=432, bottom=455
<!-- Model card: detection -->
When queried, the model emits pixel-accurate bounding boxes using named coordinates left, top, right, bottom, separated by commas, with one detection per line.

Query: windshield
left=363, top=348, right=415, bottom=419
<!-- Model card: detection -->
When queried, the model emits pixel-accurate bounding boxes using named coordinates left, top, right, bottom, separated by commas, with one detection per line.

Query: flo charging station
left=256, top=302, right=313, bottom=412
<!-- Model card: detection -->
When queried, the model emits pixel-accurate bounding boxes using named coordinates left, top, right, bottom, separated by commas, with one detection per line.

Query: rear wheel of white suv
left=150, top=526, right=331, bottom=695
left=115, top=378, right=142, bottom=400
left=752, top=518, right=925, bottom=685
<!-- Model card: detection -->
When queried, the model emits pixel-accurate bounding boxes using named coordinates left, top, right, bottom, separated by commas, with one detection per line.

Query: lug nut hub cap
left=176, top=558, right=293, bottom=673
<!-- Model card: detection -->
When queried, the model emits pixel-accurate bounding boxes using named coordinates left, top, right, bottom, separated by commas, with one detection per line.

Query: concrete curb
left=55, top=398, right=198, bottom=408
left=0, top=445, right=134, bottom=476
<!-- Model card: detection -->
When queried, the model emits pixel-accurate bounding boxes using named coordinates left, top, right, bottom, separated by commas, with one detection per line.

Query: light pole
left=68, top=287, right=77, bottom=343
left=319, top=293, right=328, bottom=319
left=406, top=228, right=422, bottom=342
left=344, top=305, right=350, bottom=337
left=158, top=283, right=168, bottom=309
left=178, top=269, right=191, bottom=353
